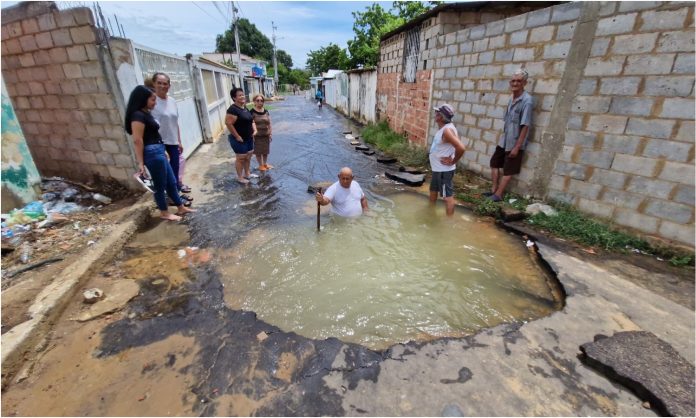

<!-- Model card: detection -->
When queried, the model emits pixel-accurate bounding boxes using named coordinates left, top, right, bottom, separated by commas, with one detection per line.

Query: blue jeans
left=144, top=144, right=182, bottom=211
left=165, top=144, right=181, bottom=190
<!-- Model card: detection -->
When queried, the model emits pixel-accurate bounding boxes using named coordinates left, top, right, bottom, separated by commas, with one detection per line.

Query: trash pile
left=1, top=177, right=119, bottom=281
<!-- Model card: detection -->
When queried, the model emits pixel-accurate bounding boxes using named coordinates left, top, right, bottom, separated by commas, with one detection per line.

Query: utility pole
left=272, top=21, right=279, bottom=86
left=232, top=2, right=245, bottom=96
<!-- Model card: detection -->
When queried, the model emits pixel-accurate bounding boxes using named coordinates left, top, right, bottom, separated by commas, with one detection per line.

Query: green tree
left=347, top=3, right=403, bottom=69
left=306, top=43, right=350, bottom=75
left=345, top=1, right=440, bottom=69
left=216, top=18, right=274, bottom=62
left=276, top=49, right=293, bottom=68
left=392, top=1, right=441, bottom=20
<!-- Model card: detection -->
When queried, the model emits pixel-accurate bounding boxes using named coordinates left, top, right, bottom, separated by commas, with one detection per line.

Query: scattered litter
left=19, top=242, right=32, bottom=264
left=83, top=227, right=95, bottom=235
left=525, top=203, right=558, bottom=217
left=657, top=257, right=664, bottom=261
left=508, top=198, right=517, bottom=204
left=92, top=193, right=112, bottom=204
left=525, top=240, right=534, bottom=248
left=83, top=288, right=104, bottom=304
left=256, top=331, right=268, bottom=342
left=177, top=249, right=186, bottom=258
left=87, top=240, right=96, bottom=246
left=582, top=248, right=597, bottom=255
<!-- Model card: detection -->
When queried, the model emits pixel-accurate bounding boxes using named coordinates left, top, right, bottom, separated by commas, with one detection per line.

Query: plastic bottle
left=92, top=193, right=112, bottom=204
left=20, top=241, right=32, bottom=264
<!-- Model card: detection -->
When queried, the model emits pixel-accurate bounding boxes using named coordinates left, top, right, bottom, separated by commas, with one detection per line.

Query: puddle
left=215, top=192, right=558, bottom=350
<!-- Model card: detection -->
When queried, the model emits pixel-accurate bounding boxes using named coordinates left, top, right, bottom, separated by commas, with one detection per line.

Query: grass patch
left=361, top=122, right=429, bottom=167
left=526, top=203, right=694, bottom=267
left=526, top=203, right=650, bottom=251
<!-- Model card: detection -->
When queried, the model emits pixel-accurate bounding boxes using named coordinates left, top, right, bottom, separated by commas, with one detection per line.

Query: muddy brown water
left=2, top=96, right=563, bottom=415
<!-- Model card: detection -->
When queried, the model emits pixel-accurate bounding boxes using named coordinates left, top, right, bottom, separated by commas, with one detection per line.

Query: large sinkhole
left=214, top=192, right=562, bottom=351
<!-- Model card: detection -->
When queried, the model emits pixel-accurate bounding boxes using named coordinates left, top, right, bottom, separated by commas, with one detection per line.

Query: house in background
left=201, top=52, right=276, bottom=98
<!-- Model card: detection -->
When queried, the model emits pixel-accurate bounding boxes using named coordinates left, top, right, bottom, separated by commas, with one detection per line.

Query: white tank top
left=429, top=123, right=457, bottom=172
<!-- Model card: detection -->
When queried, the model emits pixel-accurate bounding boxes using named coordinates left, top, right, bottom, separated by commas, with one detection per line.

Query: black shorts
left=490, top=146, right=524, bottom=176
left=228, top=134, right=254, bottom=155
left=429, top=171, right=455, bottom=197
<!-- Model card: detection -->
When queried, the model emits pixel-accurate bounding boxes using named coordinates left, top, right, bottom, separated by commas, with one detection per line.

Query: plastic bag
left=22, top=201, right=46, bottom=219
left=178, top=152, right=186, bottom=185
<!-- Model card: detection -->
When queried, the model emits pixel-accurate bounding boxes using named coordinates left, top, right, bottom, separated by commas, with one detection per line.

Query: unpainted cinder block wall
left=1, top=2, right=137, bottom=186
left=403, top=1, right=694, bottom=247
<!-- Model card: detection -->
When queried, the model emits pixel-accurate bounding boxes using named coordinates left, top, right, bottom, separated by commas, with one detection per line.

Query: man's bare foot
left=176, top=207, right=196, bottom=215
left=160, top=213, right=182, bottom=221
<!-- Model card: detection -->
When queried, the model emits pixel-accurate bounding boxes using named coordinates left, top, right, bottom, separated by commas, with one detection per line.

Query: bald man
left=315, top=167, right=368, bottom=217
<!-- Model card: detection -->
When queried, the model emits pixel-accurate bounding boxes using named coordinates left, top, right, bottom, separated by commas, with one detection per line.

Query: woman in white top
left=151, top=73, right=192, bottom=196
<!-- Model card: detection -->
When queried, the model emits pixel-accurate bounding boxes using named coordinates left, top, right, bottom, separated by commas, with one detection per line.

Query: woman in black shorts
left=225, top=87, right=256, bottom=184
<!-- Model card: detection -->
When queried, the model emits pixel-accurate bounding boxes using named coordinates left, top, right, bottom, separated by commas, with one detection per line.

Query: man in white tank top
left=429, top=104, right=466, bottom=216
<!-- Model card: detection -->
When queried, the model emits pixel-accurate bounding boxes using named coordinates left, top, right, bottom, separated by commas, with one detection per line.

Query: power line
left=191, top=1, right=226, bottom=24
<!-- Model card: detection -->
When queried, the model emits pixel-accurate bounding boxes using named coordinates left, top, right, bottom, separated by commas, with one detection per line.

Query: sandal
left=180, top=185, right=192, bottom=193
left=180, top=194, right=193, bottom=202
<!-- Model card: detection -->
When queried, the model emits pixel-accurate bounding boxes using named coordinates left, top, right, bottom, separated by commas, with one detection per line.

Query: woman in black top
left=125, top=85, right=194, bottom=221
left=225, top=87, right=257, bottom=184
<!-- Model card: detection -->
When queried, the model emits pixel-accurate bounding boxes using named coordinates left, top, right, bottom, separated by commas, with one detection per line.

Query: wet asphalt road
left=98, top=96, right=394, bottom=416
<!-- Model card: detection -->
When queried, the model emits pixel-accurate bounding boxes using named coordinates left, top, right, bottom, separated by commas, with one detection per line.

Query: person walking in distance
left=429, top=104, right=466, bottom=216
left=486, top=68, right=533, bottom=202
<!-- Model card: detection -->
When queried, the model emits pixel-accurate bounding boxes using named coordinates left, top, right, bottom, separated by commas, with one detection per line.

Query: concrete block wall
left=431, top=2, right=585, bottom=193
left=377, top=3, right=556, bottom=159
left=1, top=2, right=137, bottom=185
left=547, top=1, right=695, bottom=246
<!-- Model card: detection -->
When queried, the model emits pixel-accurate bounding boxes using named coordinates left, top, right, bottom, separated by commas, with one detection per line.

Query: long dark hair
left=124, top=85, right=154, bottom=134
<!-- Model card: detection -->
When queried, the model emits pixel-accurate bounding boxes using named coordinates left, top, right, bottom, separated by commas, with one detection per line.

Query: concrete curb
left=1, top=196, right=152, bottom=385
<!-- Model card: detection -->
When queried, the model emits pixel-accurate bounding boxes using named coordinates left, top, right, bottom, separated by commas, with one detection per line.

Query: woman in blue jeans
left=124, top=85, right=195, bottom=221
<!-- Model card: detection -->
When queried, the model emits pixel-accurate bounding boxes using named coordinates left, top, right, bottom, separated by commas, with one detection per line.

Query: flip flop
left=180, top=185, right=192, bottom=193
left=237, top=178, right=250, bottom=184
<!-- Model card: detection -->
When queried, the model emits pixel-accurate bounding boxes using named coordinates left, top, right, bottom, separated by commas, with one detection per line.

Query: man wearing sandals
left=486, top=68, right=533, bottom=202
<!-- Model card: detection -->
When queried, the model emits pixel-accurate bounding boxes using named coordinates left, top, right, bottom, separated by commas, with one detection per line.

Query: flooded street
left=3, top=96, right=560, bottom=416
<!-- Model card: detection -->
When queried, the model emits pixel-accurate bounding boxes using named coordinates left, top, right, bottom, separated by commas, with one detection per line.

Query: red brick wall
left=376, top=70, right=431, bottom=146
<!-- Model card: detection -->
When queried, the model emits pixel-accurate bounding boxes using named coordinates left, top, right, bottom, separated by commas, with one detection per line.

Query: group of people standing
left=124, top=67, right=530, bottom=222
left=124, top=73, right=195, bottom=222
left=225, top=88, right=273, bottom=184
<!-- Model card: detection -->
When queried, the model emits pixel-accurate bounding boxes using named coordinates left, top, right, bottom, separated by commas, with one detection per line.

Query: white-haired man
left=486, top=68, right=533, bottom=202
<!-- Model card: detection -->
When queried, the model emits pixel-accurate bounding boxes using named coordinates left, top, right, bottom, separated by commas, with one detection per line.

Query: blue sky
left=2, top=1, right=394, bottom=68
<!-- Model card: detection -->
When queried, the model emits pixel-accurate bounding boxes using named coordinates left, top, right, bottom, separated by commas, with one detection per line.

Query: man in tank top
left=429, top=104, right=466, bottom=216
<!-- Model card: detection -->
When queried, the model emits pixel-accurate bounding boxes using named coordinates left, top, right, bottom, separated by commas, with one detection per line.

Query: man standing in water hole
left=429, top=104, right=466, bottom=216
left=315, top=167, right=368, bottom=217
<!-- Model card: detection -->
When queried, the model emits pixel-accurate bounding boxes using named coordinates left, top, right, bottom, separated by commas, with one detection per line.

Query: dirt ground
left=1, top=178, right=143, bottom=336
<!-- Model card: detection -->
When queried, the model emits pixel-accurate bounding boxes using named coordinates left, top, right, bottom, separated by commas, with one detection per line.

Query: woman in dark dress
left=124, top=85, right=194, bottom=221
left=251, top=94, right=273, bottom=171
left=225, top=87, right=256, bottom=184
